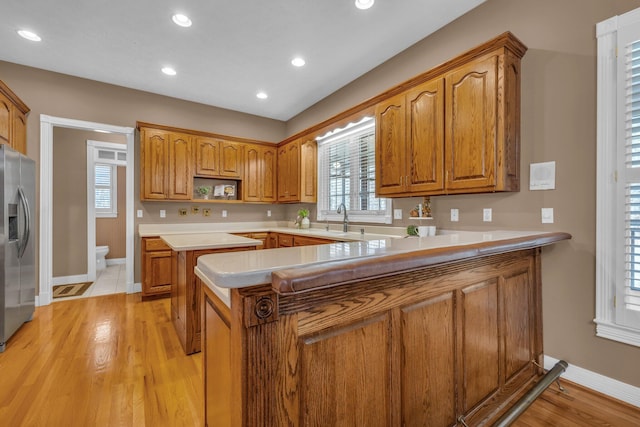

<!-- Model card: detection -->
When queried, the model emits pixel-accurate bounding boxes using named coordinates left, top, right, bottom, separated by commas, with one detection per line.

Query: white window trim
left=595, top=9, right=640, bottom=347
left=87, top=140, right=126, bottom=219
left=316, top=117, right=393, bottom=224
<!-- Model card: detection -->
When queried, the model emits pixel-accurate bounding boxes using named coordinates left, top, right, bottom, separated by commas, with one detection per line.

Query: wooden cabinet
left=273, top=233, right=335, bottom=248
left=232, top=232, right=270, bottom=249
left=277, top=138, right=317, bottom=203
left=171, top=245, right=256, bottom=354
left=201, top=247, right=546, bottom=426
left=375, top=77, right=445, bottom=196
left=140, top=237, right=172, bottom=297
left=140, top=127, right=192, bottom=200
left=375, top=33, right=524, bottom=197
left=0, top=80, right=30, bottom=155
left=243, top=144, right=276, bottom=202
left=445, top=51, right=520, bottom=193
left=194, top=137, right=243, bottom=179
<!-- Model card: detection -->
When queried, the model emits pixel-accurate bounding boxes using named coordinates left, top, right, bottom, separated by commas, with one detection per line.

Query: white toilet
left=96, top=245, right=110, bottom=271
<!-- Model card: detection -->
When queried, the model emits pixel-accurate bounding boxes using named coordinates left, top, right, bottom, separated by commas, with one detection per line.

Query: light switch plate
left=178, top=208, right=187, bottom=217
left=267, top=210, right=272, bottom=217
left=203, top=208, right=211, bottom=217
left=191, top=206, right=200, bottom=215
left=483, top=208, right=492, bottom=222
left=541, top=208, right=554, bottom=223
left=160, top=209, right=166, bottom=218
left=451, top=208, right=459, bottom=222
left=137, top=209, right=143, bottom=218
left=394, top=209, right=402, bottom=220
left=222, top=209, right=228, bottom=218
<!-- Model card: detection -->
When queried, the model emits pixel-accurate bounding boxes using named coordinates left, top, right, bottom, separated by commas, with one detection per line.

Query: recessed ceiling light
left=291, top=57, right=306, bottom=67
left=256, top=92, right=268, bottom=100
left=162, top=67, right=177, bottom=76
left=355, top=0, right=375, bottom=10
left=172, top=13, right=192, bottom=28
left=17, top=30, right=41, bottom=42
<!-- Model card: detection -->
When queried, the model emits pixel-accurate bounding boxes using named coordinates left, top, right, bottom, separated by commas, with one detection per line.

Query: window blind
left=622, top=38, right=640, bottom=312
left=316, top=117, right=391, bottom=223
left=95, top=163, right=114, bottom=211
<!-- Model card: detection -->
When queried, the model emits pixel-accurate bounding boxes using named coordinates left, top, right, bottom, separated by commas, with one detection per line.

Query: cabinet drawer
left=144, top=237, right=171, bottom=251
left=278, top=234, right=293, bottom=247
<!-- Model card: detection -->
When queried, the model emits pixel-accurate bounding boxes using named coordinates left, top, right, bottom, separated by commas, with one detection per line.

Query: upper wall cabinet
left=140, top=127, right=193, bottom=200
left=277, top=138, right=317, bottom=203
left=0, top=80, right=30, bottom=155
left=376, top=77, right=445, bottom=196
left=195, top=137, right=243, bottom=179
left=375, top=32, right=526, bottom=197
left=244, top=143, right=277, bottom=203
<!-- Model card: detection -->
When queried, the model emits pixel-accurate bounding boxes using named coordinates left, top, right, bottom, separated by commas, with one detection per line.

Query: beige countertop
left=160, top=233, right=263, bottom=251
left=194, top=230, right=570, bottom=294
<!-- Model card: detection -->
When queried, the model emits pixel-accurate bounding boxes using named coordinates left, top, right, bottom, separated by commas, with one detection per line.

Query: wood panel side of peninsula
left=200, top=232, right=570, bottom=426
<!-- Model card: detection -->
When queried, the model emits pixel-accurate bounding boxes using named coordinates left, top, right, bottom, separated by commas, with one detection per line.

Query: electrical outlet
left=191, top=206, right=200, bottom=215
left=178, top=208, right=187, bottom=217
left=267, top=210, right=272, bottom=217
left=394, top=209, right=403, bottom=220
left=483, top=208, right=492, bottom=222
left=222, top=209, right=228, bottom=218
left=203, top=208, right=211, bottom=217
left=451, top=208, right=459, bottom=222
left=160, top=209, right=166, bottom=218
left=137, top=209, right=143, bottom=218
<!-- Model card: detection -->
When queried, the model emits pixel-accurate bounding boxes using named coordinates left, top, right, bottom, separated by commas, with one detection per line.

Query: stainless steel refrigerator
left=0, top=145, right=35, bottom=352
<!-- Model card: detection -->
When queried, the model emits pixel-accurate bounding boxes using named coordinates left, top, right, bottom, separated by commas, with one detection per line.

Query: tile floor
left=53, top=263, right=127, bottom=302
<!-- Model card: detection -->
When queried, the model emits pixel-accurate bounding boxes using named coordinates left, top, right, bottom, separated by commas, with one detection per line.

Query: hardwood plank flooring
left=0, top=292, right=638, bottom=426
left=0, top=293, right=202, bottom=426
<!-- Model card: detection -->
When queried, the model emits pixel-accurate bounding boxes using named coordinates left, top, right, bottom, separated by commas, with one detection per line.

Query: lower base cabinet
left=201, top=248, right=543, bottom=426
left=171, top=246, right=256, bottom=355
left=141, top=237, right=172, bottom=298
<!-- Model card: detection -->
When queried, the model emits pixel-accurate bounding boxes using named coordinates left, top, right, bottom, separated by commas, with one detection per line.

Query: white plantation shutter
left=596, top=9, right=640, bottom=347
left=620, top=33, right=640, bottom=322
left=317, top=116, right=392, bottom=224
left=95, top=163, right=117, bottom=216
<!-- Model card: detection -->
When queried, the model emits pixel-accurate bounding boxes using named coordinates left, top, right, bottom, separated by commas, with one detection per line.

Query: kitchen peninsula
left=195, top=230, right=570, bottom=426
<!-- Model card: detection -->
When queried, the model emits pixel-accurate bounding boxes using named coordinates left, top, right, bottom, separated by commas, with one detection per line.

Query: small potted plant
left=197, top=185, right=211, bottom=200
left=297, top=208, right=310, bottom=229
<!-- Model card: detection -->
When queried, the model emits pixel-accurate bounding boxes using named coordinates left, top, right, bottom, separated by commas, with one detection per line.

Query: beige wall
left=3, top=0, right=640, bottom=388
left=288, top=0, right=640, bottom=388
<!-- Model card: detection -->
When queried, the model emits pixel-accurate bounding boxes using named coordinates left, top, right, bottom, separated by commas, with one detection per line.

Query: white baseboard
left=51, top=274, right=89, bottom=286
left=544, top=355, right=640, bottom=408
left=106, top=258, right=126, bottom=266
left=127, top=282, right=142, bottom=294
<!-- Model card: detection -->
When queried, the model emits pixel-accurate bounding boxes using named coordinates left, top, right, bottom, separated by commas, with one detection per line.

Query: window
left=95, top=163, right=117, bottom=217
left=87, top=141, right=126, bottom=219
left=316, top=116, right=392, bottom=224
left=595, top=8, right=640, bottom=347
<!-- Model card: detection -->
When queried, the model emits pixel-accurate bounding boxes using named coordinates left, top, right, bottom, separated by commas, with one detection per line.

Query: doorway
left=39, top=115, right=135, bottom=306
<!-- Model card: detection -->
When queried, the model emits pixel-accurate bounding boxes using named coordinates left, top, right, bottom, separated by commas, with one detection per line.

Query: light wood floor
left=0, top=293, right=638, bottom=427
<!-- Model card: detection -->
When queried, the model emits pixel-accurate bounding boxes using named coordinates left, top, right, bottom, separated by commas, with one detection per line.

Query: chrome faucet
left=337, top=203, right=349, bottom=232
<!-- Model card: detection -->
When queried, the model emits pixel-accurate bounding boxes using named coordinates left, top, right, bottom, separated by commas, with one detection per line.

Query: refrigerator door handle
left=17, top=186, right=31, bottom=259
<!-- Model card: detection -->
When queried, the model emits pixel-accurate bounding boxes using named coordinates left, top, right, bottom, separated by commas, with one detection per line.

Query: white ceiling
left=1, top=0, right=485, bottom=121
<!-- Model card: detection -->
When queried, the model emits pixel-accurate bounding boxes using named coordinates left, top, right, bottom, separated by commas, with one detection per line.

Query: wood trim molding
left=136, top=121, right=277, bottom=147
left=0, top=79, right=30, bottom=114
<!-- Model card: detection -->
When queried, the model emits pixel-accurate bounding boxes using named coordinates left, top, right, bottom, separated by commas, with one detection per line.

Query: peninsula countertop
left=160, top=232, right=263, bottom=251
left=195, top=230, right=571, bottom=293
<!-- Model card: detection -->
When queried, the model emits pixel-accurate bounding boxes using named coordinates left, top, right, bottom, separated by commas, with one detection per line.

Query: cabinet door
left=244, top=145, right=261, bottom=202
left=262, top=146, right=277, bottom=202
left=406, top=78, right=445, bottom=194
left=142, top=250, right=172, bottom=296
left=141, top=128, right=169, bottom=200
left=278, top=141, right=300, bottom=202
left=375, top=94, right=406, bottom=195
left=0, top=93, right=11, bottom=146
left=445, top=56, right=497, bottom=191
left=11, top=108, right=27, bottom=154
left=300, top=138, right=317, bottom=203
left=195, top=137, right=221, bottom=177
left=219, top=141, right=243, bottom=178
left=168, top=133, right=192, bottom=200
